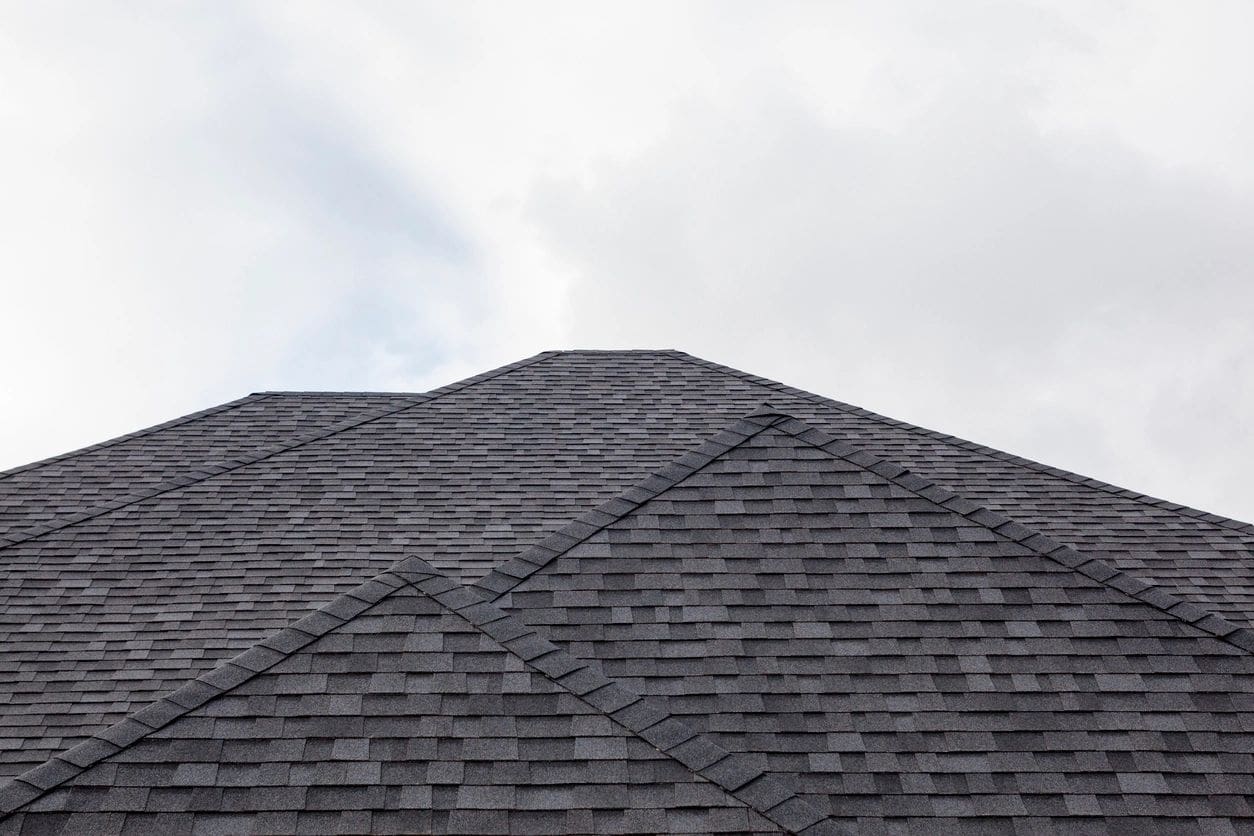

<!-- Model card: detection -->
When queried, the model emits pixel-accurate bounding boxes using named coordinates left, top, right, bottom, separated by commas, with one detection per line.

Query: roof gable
left=0, top=557, right=835, bottom=835
left=482, top=411, right=1254, bottom=830
left=2, top=348, right=1252, bottom=812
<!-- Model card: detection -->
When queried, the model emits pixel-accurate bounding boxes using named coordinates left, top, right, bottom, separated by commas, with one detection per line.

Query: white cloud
left=1, top=1, right=1252, bottom=521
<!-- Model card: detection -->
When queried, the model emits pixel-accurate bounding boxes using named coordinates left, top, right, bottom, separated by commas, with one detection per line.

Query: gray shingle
left=0, top=567, right=792, bottom=833
left=3, top=350, right=1252, bottom=782
left=3, top=349, right=1253, bottom=833
left=491, top=415, right=1254, bottom=831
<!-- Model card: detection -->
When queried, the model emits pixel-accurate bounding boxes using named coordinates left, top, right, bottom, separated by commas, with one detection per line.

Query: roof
left=2, top=350, right=1253, bottom=832
left=0, top=556, right=828, bottom=835
left=481, top=410, right=1254, bottom=830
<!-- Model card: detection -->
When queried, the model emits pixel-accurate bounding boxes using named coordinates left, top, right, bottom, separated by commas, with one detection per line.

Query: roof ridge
left=758, top=412, right=1254, bottom=658
left=0, top=351, right=561, bottom=554
left=667, top=351, right=1254, bottom=538
left=0, top=560, right=418, bottom=818
left=473, top=406, right=789, bottom=602
left=400, top=557, right=840, bottom=835
left=472, top=400, right=1254, bottom=659
left=0, top=393, right=271, bottom=483
left=0, top=552, right=840, bottom=835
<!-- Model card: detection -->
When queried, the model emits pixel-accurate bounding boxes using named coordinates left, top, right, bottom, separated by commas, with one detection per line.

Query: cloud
left=2, top=1, right=1252, bottom=521
left=0, top=3, right=482, bottom=458
left=523, top=5, right=1254, bottom=518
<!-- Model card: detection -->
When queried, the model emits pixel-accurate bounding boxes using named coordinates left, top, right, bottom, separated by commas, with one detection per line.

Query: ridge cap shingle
left=472, top=404, right=790, bottom=602
left=0, top=351, right=562, bottom=553
left=0, top=552, right=840, bottom=834
left=759, top=413, right=1254, bottom=657
left=476, top=403, right=1254, bottom=659
left=401, top=556, right=840, bottom=835
left=0, top=562, right=410, bottom=818
left=668, top=351, right=1254, bottom=538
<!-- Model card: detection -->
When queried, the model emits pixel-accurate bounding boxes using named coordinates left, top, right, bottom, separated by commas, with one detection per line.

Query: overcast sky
left=2, top=1, right=1252, bottom=522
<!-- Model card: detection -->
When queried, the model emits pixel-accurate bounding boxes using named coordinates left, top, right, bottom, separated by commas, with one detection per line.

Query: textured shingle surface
left=0, top=392, right=416, bottom=539
left=1, top=348, right=1252, bottom=800
left=0, top=558, right=816, bottom=835
left=486, top=415, right=1254, bottom=833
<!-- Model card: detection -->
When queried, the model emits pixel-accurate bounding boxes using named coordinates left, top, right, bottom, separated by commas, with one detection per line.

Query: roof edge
left=472, top=401, right=1254, bottom=659
left=0, top=393, right=271, bottom=483
left=760, top=413, right=1254, bottom=657
left=0, top=351, right=561, bottom=553
left=0, top=563, right=416, bottom=818
left=668, top=350, right=1254, bottom=537
left=0, top=552, right=840, bottom=835
left=252, top=390, right=425, bottom=396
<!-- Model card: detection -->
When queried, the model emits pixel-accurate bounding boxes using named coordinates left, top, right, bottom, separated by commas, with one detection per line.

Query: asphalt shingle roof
left=0, top=392, right=418, bottom=540
left=0, top=557, right=829, bottom=835
left=1, top=349, right=1253, bottom=833
left=478, top=410, right=1254, bottom=832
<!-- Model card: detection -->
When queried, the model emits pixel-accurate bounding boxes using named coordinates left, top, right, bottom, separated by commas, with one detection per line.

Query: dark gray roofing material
left=671, top=352, right=1254, bottom=624
left=0, top=348, right=1252, bottom=806
left=676, top=353, right=1254, bottom=537
left=478, top=410, right=1254, bottom=832
left=0, top=393, right=419, bottom=540
left=1, top=352, right=566, bottom=775
left=0, top=556, right=835, bottom=835
left=0, top=352, right=563, bottom=548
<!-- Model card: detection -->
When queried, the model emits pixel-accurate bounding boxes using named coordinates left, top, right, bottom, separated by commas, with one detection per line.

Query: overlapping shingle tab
left=2, top=349, right=1253, bottom=833
left=478, top=410, right=1254, bottom=832
left=0, top=392, right=417, bottom=541
left=0, top=557, right=834, bottom=835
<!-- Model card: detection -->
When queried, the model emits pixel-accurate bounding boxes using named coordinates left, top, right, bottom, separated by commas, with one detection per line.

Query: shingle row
left=2, top=350, right=1251, bottom=781
left=0, top=393, right=413, bottom=539
left=491, top=411, right=1254, bottom=832
left=0, top=555, right=837, bottom=834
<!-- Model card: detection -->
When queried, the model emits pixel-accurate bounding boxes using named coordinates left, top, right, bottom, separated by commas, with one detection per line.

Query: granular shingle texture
left=0, top=392, right=418, bottom=540
left=2, top=349, right=1253, bottom=834
left=483, top=413, right=1254, bottom=833
left=0, top=559, right=796, bottom=835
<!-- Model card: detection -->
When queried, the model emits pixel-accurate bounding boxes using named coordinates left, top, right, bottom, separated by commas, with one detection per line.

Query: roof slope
left=1, top=350, right=1252, bottom=780
left=0, top=392, right=418, bottom=538
left=0, top=557, right=834, bottom=835
left=477, top=411, right=1254, bottom=833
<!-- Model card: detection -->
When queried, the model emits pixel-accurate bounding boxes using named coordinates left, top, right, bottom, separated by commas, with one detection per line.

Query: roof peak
left=258, top=349, right=1253, bottom=543
left=475, top=406, right=1254, bottom=658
